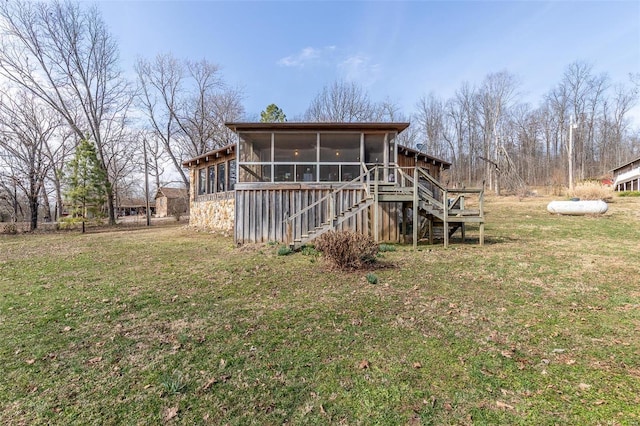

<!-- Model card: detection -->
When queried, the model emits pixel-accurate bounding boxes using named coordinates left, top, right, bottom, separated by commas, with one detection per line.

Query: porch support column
left=383, top=133, right=389, bottom=182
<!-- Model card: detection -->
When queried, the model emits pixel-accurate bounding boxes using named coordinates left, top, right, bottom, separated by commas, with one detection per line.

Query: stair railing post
left=412, top=166, right=418, bottom=249
left=329, top=192, right=335, bottom=229
left=285, top=214, right=292, bottom=246
left=443, top=188, right=449, bottom=248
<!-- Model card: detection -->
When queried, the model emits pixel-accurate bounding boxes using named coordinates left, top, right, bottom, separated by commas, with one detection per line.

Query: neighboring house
left=155, top=187, right=188, bottom=218
left=183, top=122, right=484, bottom=248
left=612, top=156, right=640, bottom=191
left=116, top=198, right=155, bottom=217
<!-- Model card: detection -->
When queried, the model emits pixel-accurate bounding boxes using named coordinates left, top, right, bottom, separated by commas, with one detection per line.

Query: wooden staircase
left=285, top=165, right=484, bottom=249
left=292, top=195, right=374, bottom=249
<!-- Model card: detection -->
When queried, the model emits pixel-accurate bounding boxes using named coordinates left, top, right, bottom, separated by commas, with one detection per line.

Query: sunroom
left=228, top=122, right=409, bottom=185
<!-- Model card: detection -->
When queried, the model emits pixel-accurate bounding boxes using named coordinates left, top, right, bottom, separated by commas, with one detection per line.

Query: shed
left=155, top=187, right=188, bottom=218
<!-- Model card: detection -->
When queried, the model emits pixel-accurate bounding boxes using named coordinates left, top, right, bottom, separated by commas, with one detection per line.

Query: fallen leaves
left=578, top=383, right=592, bottom=391
left=87, top=356, right=102, bottom=365
left=496, top=400, right=514, bottom=410
left=163, top=406, right=179, bottom=421
left=200, top=377, right=217, bottom=392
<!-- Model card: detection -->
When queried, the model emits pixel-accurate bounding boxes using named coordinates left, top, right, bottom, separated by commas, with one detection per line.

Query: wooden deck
left=234, top=165, right=484, bottom=248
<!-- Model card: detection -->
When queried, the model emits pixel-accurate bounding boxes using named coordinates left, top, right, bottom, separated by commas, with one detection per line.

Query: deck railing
left=283, top=164, right=484, bottom=247
left=284, top=163, right=373, bottom=244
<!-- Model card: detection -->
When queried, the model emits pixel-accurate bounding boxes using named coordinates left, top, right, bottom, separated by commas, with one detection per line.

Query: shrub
left=378, top=244, right=396, bottom=252
left=314, top=230, right=378, bottom=270
left=366, top=272, right=379, bottom=284
left=566, top=181, right=613, bottom=201
left=618, top=191, right=640, bottom=197
left=2, top=223, right=17, bottom=234
left=160, top=370, right=187, bottom=396
left=277, top=246, right=293, bottom=256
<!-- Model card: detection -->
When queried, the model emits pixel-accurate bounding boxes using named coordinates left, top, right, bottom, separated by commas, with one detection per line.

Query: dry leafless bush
left=566, top=181, right=613, bottom=201
left=314, top=230, right=378, bottom=270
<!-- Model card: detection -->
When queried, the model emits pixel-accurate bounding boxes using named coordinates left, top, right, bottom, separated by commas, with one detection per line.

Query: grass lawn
left=1, top=195, right=639, bottom=425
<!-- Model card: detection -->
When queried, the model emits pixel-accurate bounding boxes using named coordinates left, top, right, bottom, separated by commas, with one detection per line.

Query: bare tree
left=135, top=53, right=244, bottom=189
left=304, top=80, right=382, bottom=122
left=476, top=71, right=520, bottom=193
left=0, top=0, right=133, bottom=225
left=0, top=90, right=62, bottom=230
left=415, top=93, right=449, bottom=159
left=42, top=128, right=74, bottom=221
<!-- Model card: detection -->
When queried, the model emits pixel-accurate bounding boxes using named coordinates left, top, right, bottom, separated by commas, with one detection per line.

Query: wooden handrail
left=284, top=163, right=372, bottom=225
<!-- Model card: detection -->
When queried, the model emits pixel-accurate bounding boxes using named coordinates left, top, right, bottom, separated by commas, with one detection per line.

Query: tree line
left=1, top=0, right=638, bottom=230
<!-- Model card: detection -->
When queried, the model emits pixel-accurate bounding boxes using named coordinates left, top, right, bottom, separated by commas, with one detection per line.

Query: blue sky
left=96, top=0, right=640, bottom=122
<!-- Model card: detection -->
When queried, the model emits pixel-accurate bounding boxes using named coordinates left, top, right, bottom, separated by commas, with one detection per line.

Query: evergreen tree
left=260, top=104, right=287, bottom=122
left=64, top=138, right=109, bottom=232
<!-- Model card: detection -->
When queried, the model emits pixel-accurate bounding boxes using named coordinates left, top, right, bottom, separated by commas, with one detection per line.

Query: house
left=182, top=144, right=236, bottom=230
left=116, top=197, right=155, bottom=217
left=612, top=156, right=640, bottom=191
left=182, top=122, right=484, bottom=248
left=155, top=187, right=188, bottom=218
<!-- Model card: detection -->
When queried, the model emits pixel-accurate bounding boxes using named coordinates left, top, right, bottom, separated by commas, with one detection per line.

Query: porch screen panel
left=228, top=160, right=236, bottom=190
left=274, top=133, right=316, bottom=162
left=364, top=134, right=385, bottom=164
left=239, top=132, right=271, bottom=162
left=320, top=133, right=360, bottom=162
left=239, top=131, right=271, bottom=183
left=274, top=165, right=294, bottom=182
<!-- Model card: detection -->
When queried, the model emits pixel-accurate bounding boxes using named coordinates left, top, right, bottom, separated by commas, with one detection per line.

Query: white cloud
left=338, top=54, right=381, bottom=86
left=277, top=46, right=336, bottom=67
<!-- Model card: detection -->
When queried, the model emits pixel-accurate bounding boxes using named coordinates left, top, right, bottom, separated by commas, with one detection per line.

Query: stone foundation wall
left=189, top=196, right=235, bottom=231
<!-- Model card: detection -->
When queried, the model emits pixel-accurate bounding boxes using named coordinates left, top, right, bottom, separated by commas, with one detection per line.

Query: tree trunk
left=41, top=184, right=51, bottom=222
left=29, top=196, right=38, bottom=231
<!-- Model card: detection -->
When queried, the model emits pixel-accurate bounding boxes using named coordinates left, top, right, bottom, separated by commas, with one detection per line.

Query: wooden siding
left=397, top=154, right=443, bottom=180
left=235, top=184, right=405, bottom=244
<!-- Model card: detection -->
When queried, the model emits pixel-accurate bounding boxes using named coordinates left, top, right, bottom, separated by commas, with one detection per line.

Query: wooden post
left=412, top=167, right=418, bottom=249
left=443, top=188, right=449, bottom=248
left=286, top=218, right=292, bottom=246
left=373, top=166, right=379, bottom=242
left=460, top=195, right=465, bottom=242
left=479, top=183, right=485, bottom=246
left=428, top=219, right=433, bottom=245
left=329, top=192, right=335, bottom=229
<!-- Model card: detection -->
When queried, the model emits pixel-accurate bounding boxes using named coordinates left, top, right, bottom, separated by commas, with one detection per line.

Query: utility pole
left=143, top=138, right=151, bottom=227
left=568, top=116, right=578, bottom=191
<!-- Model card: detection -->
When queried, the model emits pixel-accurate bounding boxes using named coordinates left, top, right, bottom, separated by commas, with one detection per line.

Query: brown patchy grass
left=1, top=194, right=639, bottom=424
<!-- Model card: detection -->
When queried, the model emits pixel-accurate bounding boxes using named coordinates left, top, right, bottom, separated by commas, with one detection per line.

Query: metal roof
left=181, top=143, right=236, bottom=168
left=225, top=121, right=411, bottom=133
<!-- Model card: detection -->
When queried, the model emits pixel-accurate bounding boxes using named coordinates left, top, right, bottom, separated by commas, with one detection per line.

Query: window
left=198, top=168, right=206, bottom=195
left=217, top=163, right=226, bottom=192
left=207, top=166, right=216, bottom=193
